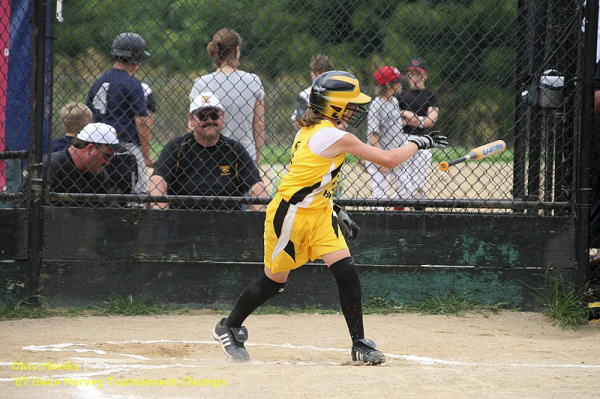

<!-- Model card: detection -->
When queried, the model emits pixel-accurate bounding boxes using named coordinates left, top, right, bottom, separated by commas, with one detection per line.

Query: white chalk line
left=4, top=339, right=599, bottom=399
left=23, top=343, right=106, bottom=354
left=5, top=339, right=597, bottom=375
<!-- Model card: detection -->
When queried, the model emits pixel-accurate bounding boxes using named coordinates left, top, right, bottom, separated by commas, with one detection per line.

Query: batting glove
left=409, top=133, right=448, bottom=150
left=333, top=204, right=361, bottom=242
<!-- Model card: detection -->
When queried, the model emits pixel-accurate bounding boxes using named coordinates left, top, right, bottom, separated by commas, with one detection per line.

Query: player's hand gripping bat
left=438, top=140, right=506, bottom=172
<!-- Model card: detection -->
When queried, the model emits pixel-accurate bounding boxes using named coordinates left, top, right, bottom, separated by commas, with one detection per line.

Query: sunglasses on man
left=194, top=111, right=221, bottom=122
left=95, top=145, right=115, bottom=161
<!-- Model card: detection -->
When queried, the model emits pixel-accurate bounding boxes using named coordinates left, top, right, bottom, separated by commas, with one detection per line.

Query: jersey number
left=92, top=82, right=110, bottom=114
left=290, top=141, right=301, bottom=165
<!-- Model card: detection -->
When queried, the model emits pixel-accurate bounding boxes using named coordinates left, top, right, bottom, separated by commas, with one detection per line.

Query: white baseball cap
left=76, top=122, right=126, bottom=152
left=190, top=92, right=224, bottom=114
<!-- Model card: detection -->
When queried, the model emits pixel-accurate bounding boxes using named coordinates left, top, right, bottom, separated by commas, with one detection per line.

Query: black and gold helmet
left=309, top=70, right=371, bottom=127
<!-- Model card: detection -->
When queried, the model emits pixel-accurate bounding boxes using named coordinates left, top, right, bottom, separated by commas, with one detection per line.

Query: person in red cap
left=366, top=66, right=414, bottom=210
left=395, top=58, right=441, bottom=207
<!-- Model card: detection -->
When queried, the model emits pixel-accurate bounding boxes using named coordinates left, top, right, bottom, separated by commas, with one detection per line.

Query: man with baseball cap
left=149, top=92, right=266, bottom=210
left=30, top=122, right=125, bottom=207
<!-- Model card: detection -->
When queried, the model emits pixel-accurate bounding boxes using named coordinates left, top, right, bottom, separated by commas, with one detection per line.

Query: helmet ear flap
left=330, top=105, right=343, bottom=124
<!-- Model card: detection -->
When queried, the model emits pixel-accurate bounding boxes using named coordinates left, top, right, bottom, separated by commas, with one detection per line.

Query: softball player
left=366, top=66, right=413, bottom=208
left=213, top=71, right=448, bottom=365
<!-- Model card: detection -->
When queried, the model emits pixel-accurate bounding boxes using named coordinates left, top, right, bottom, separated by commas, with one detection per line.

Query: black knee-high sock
left=329, top=257, right=364, bottom=342
left=226, top=274, right=285, bottom=328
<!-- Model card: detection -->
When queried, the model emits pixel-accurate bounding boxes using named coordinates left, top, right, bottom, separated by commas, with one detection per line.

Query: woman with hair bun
left=190, top=28, right=265, bottom=165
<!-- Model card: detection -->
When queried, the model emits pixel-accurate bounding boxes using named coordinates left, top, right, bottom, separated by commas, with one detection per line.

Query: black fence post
left=553, top=0, right=578, bottom=212
left=576, top=0, right=598, bottom=286
left=512, top=0, right=529, bottom=205
left=26, top=0, right=49, bottom=300
left=526, top=0, right=550, bottom=212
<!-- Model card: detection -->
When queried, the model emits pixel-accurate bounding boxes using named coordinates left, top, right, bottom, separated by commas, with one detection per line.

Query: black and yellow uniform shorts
left=264, top=195, right=348, bottom=274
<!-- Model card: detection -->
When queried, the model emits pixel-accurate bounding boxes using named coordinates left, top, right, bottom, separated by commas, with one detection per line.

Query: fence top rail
left=43, top=192, right=570, bottom=211
left=0, top=151, right=28, bottom=160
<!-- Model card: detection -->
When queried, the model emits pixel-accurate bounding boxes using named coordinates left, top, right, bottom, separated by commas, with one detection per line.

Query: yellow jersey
left=277, top=120, right=347, bottom=210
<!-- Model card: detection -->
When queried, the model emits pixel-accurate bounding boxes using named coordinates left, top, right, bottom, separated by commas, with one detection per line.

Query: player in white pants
left=366, top=66, right=416, bottom=209
left=392, top=144, right=431, bottom=200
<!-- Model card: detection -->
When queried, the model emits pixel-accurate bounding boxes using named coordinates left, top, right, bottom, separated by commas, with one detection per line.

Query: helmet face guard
left=309, top=71, right=371, bottom=127
left=342, top=103, right=369, bottom=128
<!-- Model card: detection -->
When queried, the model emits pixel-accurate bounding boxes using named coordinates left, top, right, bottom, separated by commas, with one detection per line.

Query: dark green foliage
left=0, top=290, right=51, bottom=320
left=404, top=291, right=510, bottom=316
left=94, top=293, right=177, bottom=316
left=54, top=0, right=519, bottom=148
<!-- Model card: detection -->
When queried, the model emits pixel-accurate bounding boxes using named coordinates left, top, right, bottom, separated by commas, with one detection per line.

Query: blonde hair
left=309, top=54, right=334, bottom=75
left=60, top=102, right=92, bottom=135
left=207, top=28, right=242, bottom=68
left=297, top=108, right=323, bottom=127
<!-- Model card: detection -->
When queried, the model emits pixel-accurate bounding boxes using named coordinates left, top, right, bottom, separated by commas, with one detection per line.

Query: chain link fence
left=0, top=0, right=588, bottom=214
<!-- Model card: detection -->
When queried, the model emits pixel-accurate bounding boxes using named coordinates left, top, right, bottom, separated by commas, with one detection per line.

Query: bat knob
left=439, top=162, right=449, bottom=172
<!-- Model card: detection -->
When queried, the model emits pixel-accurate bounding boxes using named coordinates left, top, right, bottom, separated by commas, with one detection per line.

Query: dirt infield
left=1, top=312, right=598, bottom=398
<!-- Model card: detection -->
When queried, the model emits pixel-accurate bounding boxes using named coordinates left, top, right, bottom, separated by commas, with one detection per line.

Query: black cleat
left=351, top=338, right=386, bottom=365
left=212, top=318, right=250, bottom=362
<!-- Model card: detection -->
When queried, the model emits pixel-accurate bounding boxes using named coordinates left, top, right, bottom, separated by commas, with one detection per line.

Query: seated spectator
left=51, top=102, right=93, bottom=152
left=46, top=122, right=126, bottom=207
left=149, top=92, right=266, bottom=210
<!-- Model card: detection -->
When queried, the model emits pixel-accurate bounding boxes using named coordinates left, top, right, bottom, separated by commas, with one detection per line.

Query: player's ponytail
left=297, top=108, right=323, bottom=127
left=207, top=28, right=242, bottom=69
left=206, top=40, right=220, bottom=61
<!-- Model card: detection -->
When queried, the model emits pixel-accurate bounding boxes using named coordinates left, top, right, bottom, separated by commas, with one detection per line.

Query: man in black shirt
left=392, top=58, right=441, bottom=206
left=396, top=58, right=440, bottom=135
left=149, top=92, right=266, bottom=210
left=46, top=122, right=126, bottom=207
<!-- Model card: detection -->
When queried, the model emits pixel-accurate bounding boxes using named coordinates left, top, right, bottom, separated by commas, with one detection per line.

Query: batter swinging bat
left=439, top=140, right=506, bottom=172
